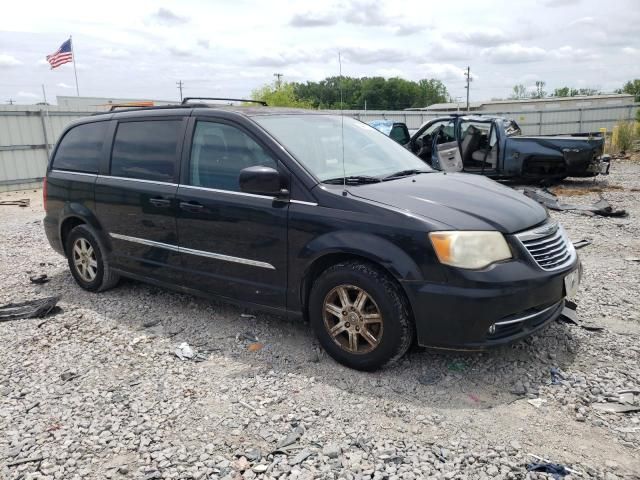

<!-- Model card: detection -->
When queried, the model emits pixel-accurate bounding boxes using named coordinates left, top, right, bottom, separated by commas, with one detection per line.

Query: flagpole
left=70, top=35, right=80, bottom=96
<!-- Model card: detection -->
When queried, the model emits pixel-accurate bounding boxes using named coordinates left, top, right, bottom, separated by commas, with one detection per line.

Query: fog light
left=488, top=324, right=496, bottom=335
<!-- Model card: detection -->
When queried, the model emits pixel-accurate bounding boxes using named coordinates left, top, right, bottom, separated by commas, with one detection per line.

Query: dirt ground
left=1, top=158, right=639, bottom=479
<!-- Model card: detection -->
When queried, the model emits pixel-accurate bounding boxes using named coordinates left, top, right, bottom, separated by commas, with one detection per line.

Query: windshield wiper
left=323, top=175, right=382, bottom=185
left=382, top=169, right=431, bottom=180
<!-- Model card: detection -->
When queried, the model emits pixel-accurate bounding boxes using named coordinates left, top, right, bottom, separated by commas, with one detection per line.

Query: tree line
left=510, top=79, right=640, bottom=101
left=251, top=76, right=450, bottom=110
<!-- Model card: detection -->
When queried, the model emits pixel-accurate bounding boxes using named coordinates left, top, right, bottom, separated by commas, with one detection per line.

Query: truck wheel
left=65, top=224, right=119, bottom=292
left=309, top=261, right=414, bottom=371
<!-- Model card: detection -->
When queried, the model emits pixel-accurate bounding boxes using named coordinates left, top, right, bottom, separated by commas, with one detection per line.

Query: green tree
left=621, top=79, right=640, bottom=102
left=250, top=82, right=315, bottom=108
left=531, top=81, right=547, bottom=99
left=510, top=84, right=527, bottom=99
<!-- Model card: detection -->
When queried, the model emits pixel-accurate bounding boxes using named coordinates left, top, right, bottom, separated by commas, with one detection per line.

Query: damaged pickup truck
left=370, top=115, right=610, bottom=181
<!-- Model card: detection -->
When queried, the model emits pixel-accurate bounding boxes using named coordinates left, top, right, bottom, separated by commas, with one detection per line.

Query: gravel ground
left=1, top=159, right=640, bottom=480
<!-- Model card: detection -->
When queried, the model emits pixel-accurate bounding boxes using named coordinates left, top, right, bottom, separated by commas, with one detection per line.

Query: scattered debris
left=247, top=342, right=264, bottom=352
left=527, top=454, right=582, bottom=476
left=520, top=187, right=627, bottom=217
left=592, top=403, right=640, bottom=414
left=447, top=361, right=466, bottom=372
left=289, top=448, right=313, bottom=465
left=25, top=401, right=40, bottom=412
left=29, top=274, right=50, bottom=284
left=550, top=367, right=564, bottom=385
left=60, top=371, right=79, bottom=383
left=240, top=313, right=256, bottom=319
left=174, top=342, right=195, bottom=360
left=572, top=239, right=591, bottom=250
left=243, top=448, right=261, bottom=462
left=236, top=331, right=259, bottom=343
left=527, top=398, right=547, bottom=409
left=142, top=319, right=161, bottom=328
left=252, top=464, right=268, bottom=473
left=0, top=198, right=30, bottom=207
left=275, top=426, right=304, bottom=450
left=418, top=371, right=442, bottom=386
left=624, top=257, right=640, bottom=262
left=0, top=296, right=60, bottom=322
left=559, top=305, right=604, bottom=331
left=6, top=456, right=44, bottom=467
left=526, top=462, right=570, bottom=478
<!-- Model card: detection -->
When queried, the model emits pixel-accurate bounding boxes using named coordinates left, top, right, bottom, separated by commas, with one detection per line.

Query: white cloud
left=56, top=82, right=74, bottom=89
left=622, top=47, right=640, bottom=55
left=149, top=8, right=189, bottom=26
left=568, top=16, right=595, bottom=26
left=460, top=28, right=509, bottom=47
left=18, top=91, right=39, bottom=98
left=544, top=0, right=581, bottom=6
left=419, top=63, right=470, bottom=82
left=100, top=48, right=130, bottom=59
left=0, top=54, right=22, bottom=67
left=481, top=43, right=546, bottom=63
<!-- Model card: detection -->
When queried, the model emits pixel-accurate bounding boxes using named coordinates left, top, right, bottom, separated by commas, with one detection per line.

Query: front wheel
left=309, top=261, right=414, bottom=371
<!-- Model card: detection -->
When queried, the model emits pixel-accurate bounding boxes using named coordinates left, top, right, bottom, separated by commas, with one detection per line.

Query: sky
left=0, top=0, right=638, bottom=106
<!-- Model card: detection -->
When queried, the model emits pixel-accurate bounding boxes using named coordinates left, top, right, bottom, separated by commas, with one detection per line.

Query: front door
left=176, top=118, right=288, bottom=309
left=95, top=118, right=186, bottom=281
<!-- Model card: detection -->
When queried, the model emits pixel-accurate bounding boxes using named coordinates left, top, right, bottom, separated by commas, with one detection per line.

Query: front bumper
left=401, top=256, right=580, bottom=350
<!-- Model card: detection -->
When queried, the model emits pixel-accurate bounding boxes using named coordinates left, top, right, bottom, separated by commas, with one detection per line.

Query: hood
left=347, top=172, right=548, bottom=233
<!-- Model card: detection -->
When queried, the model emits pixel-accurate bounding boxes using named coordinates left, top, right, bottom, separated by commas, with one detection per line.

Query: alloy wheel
left=322, top=284, right=384, bottom=355
left=72, top=237, right=97, bottom=282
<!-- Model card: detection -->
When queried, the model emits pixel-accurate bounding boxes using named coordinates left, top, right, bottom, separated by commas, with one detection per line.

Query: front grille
left=515, top=221, right=574, bottom=271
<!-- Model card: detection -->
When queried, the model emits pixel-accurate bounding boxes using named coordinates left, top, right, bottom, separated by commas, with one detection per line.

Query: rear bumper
left=401, top=257, right=580, bottom=350
left=44, top=214, right=65, bottom=256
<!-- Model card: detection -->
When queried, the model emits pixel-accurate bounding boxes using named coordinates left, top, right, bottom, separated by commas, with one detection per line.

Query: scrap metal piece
left=592, top=403, right=640, bottom=414
left=572, top=240, right=591, bottom=250
left=0, top=296, right=60, bottom=322
left=519, top=187, right=627, bottom=217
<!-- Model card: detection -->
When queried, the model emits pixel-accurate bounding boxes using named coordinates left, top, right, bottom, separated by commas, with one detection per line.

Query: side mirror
left=239, top=166, right=286, bottom=197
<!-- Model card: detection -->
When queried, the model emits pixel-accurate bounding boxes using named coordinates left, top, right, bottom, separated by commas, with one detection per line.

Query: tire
left=65, top=224, right=119, bottom=292
left=309, top=261, right=414, bottom=371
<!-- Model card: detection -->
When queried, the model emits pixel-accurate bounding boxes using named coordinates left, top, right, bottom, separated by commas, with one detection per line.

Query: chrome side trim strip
left=494, top=301, right=562, bottom=326
left=179, top=184, right=275, bottom=200
left=110, top=233, right=276, bottom=270
left=99, top=175, right=178, bottom=187
left=51, top=169, right=98, bottom=178
left=290, top=199, right=318, bottom=206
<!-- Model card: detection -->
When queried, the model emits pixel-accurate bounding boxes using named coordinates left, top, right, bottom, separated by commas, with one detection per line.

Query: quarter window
left=52, top=122, right=107, bottom=173
left=189, top=121, right=277, bottom=191
left=111, top=120, right=181, bottom=182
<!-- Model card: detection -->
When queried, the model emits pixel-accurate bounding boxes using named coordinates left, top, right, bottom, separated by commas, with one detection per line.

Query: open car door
left=431, top=124, right=463, bottom=172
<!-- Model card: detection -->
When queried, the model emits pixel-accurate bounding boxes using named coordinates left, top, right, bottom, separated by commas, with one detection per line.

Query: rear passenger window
left=189, top=121, right=277, bottom=191
left=52, top=122, right=107, bottom=173
left=111, top=120, right=181, bottom=182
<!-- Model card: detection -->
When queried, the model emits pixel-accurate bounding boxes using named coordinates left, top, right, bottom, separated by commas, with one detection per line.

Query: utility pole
left=464, top=66, right=471, bottom=112
left=6, top=99, right=15, bottom=105
left=273, top=73, right=283, bottom=89
left=176, top=80, right=184, bottom=101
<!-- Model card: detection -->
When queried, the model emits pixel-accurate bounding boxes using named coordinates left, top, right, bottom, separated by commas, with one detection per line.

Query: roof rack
left=181, top=97, right=267, bottom=106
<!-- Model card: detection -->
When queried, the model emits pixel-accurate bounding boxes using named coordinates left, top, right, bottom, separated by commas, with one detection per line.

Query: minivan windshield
left=254, top=115, right=432, bottom=182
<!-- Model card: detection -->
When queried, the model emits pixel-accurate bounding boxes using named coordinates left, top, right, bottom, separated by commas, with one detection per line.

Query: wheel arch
left=58, top=202, right=110, bottom=256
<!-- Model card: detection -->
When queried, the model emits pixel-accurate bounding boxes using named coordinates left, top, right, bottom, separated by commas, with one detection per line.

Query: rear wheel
left=66, top=224, right=119, bottom=292
left=309, top=261, right=414, bottom=371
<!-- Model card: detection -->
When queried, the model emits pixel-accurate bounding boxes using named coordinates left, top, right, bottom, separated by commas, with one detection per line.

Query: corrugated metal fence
left=1, top=103, right=638, bottom=192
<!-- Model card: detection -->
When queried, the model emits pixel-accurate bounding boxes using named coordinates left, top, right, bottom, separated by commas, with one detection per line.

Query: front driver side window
left=189, top=121, right=277, bottom=191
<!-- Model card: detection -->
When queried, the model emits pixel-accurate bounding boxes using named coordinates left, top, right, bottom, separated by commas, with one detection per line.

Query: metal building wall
left=0, top=105, right=100, bottom=192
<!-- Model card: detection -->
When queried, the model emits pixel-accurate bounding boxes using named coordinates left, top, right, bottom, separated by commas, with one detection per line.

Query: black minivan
left=44, top=103, right=581, bottom=370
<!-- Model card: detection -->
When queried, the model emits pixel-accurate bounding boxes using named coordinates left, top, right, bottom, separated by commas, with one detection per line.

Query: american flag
left=46, top=38, right=73, bottom=69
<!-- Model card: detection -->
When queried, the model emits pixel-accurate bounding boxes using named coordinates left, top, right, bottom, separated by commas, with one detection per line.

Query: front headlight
left=429, top=231, right=512, bottom=269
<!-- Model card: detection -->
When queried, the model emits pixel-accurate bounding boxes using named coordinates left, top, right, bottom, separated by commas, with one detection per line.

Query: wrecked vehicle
left=45, top=102, right=580, bottom=371
left=370, top=115, right=610, bottom=181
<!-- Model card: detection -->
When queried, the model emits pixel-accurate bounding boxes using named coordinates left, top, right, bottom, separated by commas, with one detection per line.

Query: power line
left=176, top=80, right=184, bottom=101
left=6, top=99, right=15, bottom=105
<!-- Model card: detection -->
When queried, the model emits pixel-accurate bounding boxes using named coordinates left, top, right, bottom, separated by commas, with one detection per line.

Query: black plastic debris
left=0, top=296, right=60, bottom=322
left=0, top=199, right=30, bottom=207
left=519, top=187, right=627, bottom=217
left=29, top=274, right=50, bottom=285
left=559, top=304, right=604, bottom=331
left=526, top=462, right=570, bottom=479
left=550, top=367, right=563, bottom=385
